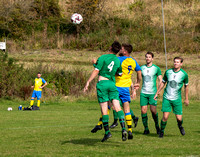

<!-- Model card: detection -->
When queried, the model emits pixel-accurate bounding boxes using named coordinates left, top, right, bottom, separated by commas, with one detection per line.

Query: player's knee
left=141, top=106, right=147, bottom=114
left=162, top=115, right=168, bottom=121
left=115, top=106, right=122, bottom=112
left=150, top=108, right=156, bottom=114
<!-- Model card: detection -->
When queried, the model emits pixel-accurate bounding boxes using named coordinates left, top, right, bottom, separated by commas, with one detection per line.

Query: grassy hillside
left=0, top=0, right=199, bottom=53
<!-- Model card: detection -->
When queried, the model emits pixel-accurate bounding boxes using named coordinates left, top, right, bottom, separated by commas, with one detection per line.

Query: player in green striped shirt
left=84, top=41, right=127, bottom=142
left=140, top=52, right=162, bottom=135
left=154, top=57, right=189, bottom=138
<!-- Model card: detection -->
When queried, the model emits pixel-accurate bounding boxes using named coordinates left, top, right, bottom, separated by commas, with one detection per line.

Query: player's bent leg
left=176, top=115, right=185, bottom=136
left=130, top=108, right=139, bottom=128
left=91, top=115, right=103, bottom=133
left=141, top=106, right=149, bottom=135
left=150, top=105, right=160, bottom=134
left=91, top=106, right=111, bottom=133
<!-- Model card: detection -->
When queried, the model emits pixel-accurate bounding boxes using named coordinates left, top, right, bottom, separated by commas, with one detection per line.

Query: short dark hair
left=145, top=51, right=154, bottom=58
left=122, top=43, right=133, bottom=54
left=38, top=72, right=41, bottom=74
left=174, top=57, right=183, bottom=63
left=111, top=41, right=121, bottom=54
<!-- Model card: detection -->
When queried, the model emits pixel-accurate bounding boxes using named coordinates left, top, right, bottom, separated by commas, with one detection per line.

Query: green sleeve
left=94, top=56, right=104, bottom=71
left=162, top=71, right=167, bottom=82
left=157, top=67, right=162, bottom=76
left=184, top=73, right=189, bottom=85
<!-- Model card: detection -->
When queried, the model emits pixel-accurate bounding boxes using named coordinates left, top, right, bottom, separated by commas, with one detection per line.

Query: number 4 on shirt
left=108, top=61, right=114, bottom=72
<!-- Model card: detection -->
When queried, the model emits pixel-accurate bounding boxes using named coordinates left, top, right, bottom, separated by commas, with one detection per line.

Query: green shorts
left=140, top=93, right=157, bottom=106
left=161, top=97, right=183, bottom=115
left=96, top=80, right=119, bottom=103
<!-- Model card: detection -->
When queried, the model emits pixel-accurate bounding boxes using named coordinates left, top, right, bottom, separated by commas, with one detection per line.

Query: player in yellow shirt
left=91, top=44, right=142, bottom=139
left=29, top=72, right=47, bottom=108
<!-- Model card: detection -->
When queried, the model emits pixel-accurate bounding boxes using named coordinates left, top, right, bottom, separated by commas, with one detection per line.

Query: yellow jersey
left=115, top=56, right=141, bottom=87
left=34, top=78, right=46, bottom=91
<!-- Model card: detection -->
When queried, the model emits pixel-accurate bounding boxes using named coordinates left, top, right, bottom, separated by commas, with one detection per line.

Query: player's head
left=174, top=57, right=183, bottom=63
left=119, top=43, right=133, bottom=56
left=37, top=72, right=41, bottom=78
left=145, top=51, right=154, bottom=64
left=174, top=57, right=183, bottom=69
left=110, top=41, right=121, bottom=54
left=122, top=43, right=133, bottom=54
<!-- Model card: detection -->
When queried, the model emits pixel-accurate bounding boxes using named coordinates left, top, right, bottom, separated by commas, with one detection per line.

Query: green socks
left=117, top=110, right=126, bottom=130
left=160, top=120, right=167, bottom=133
left=142, top=113, right=149, bottom=131
left=152, top=112, right=159, bottom=128
left=113, top=110, right=118, bottom=122
left=130, top=108, right=136, bottom=119
left=102, top=115, right=110, bottom=134
left=177, top=119, right=183, bottom=128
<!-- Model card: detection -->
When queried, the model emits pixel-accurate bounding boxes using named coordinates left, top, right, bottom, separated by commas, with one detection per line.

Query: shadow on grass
left=194, top=131, right=200, bottom=134
left=110, top=130, right=159, bottom=137
left=134, top=131, right=158, bottom=137
left=134, top=131, right=177, bottom=137
left=61, top=138, right=100, bottom=146
left=111, top=130, right=177, bottom=137
left=61, top=138, right=122, bottom=146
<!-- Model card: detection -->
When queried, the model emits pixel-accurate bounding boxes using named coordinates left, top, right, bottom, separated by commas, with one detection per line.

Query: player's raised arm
left=84, top=69, right=99, bottom=92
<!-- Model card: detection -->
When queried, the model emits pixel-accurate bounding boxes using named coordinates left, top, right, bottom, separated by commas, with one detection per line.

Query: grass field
left=0, top=98, right=199, bottom=156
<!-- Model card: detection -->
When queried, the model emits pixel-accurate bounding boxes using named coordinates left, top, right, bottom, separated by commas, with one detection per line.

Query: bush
left=0, top=51, right=95, bottom=99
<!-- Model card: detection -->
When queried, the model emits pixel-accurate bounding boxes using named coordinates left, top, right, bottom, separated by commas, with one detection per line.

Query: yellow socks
left=125, top=112, right=132, bottom=132
left=37, top=100, right=40, bottom=107
left=30, top=99, right=34, bottom=106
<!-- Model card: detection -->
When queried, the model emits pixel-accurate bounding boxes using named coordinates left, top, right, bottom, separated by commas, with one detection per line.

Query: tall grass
left=0, top=51, right=96, bottom=100
left=4, top=50, right=200, bottom=101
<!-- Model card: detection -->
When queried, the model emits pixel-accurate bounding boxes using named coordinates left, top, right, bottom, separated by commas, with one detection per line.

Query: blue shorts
left=31, top=90, right=42, bottom=100
left=117, top=87, right=130, bottom=104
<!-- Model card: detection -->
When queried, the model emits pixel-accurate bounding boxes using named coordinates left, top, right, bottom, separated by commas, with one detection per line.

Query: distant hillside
left=0, top=0, right=199, bottom=53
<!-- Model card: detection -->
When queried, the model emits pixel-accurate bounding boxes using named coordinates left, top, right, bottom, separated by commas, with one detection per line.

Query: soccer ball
left=8, top=107, right=12, bottom=111
left=71, top=13, right=83, bottom=24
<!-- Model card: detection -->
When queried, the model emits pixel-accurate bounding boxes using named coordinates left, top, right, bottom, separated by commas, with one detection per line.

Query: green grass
left=0, top=99, right=199, bottom=156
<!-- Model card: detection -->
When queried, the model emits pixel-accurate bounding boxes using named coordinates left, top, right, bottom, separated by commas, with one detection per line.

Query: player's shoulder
left=180, top=69, right=188, bottom=76
left=166, top=68, right=173, bottom=72
left=152, top=64, right=161, bottom=69
left=99, top=54, right=108, bottom=59
left=129, top=56, right=138, bottom=62
left=164, top=68, right=173, bottom=74
left=141, top=64, right=146, bottom=68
